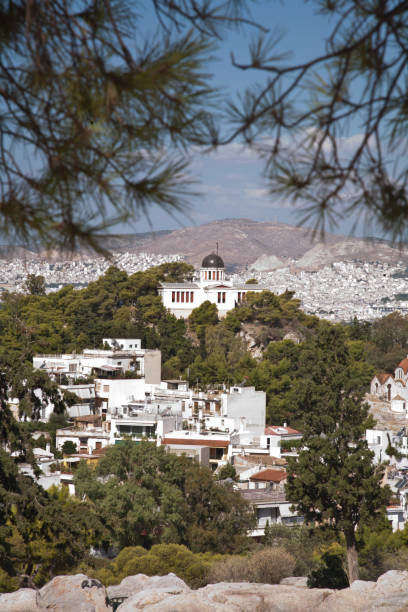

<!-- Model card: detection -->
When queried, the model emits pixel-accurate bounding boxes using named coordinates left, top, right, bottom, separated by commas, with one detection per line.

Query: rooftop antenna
left=216, top=241, right=219, bottom=256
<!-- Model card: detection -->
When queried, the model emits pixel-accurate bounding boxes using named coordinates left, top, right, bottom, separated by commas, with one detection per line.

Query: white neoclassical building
left=158, top=252, right=263, bottom=318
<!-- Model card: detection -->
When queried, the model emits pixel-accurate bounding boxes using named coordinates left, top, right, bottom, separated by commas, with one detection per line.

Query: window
left=377, top=436, right=381, bottom=444
left=217, top=270, right=219, bottom=280
left=190, top=291, right=194, bottom=302
left=186, top=292, right=189, bottom=303
left=217, top=292, right=221, bottom=303
left=129, top=344, right=132, bottom=348
left=210, top=447, right=224, bottom=460
left=95, top=441, right=102, bottom=450
left=103, top=385, right=110, bottom=392
left=222, top=292, right=226, bottom=303
left=172, top=291, right=175, bottom=302
left=176, top=291, right=180, bottom=302
left=117, top=361, right=121, bottom=365
left=205, top=271, right=207, bottom=280
left=181, top=292, right=184, bottom=303
left=69, top=363, right=77, bottom=372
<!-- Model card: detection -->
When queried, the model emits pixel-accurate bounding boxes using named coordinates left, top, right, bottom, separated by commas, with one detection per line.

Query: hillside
left=2, top=219, right=408, bottom=270
left=126, top=219, right=408, bottom=271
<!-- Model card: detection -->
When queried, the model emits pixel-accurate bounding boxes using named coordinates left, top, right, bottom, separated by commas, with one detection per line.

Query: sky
left=113, top=3, right=388, bottom=238
left=124, top=1, right=383, bottom=238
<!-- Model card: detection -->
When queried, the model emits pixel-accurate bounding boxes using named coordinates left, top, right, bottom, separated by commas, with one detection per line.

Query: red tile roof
left=250, top=469, right=287, bottom=482
left=163, top=438, right=229, bottom=448
left=376, top=373, right=394, bottom=384
left=398, top=358, right=408, bottom=374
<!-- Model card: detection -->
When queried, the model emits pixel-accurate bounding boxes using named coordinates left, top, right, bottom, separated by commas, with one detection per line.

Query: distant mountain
left=0, top=245, right=39, bottom=260
left=127, top=219, right=408, bottom=270
left=0, top=230, right=173, bottom=261
left=1, top=220, right=407, bottom=270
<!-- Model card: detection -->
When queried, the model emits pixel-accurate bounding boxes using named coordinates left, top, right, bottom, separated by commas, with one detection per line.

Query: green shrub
left=307, top=552, right=349, bottom=589
left=94, top=544, right=222, bottom=589
left=0, top=569, right=19, bottom=593
left=62, top=441, right=77, bottom=455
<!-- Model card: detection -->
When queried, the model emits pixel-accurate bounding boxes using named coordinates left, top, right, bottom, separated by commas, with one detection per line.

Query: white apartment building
left=180, top=385, right=266, bottom=438
left=158, top=252, right=263, bottom=318
left=33, top=339, right=161, bottom=384
left=95, top=377, right=148, bottom=413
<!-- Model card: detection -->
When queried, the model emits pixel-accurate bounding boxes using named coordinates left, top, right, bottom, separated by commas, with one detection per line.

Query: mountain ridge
left=1, top=220, right=407, bottom=270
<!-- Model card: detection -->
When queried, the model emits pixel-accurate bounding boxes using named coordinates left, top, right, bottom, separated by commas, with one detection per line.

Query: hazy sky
left=121, top=2, right=383, bottom=238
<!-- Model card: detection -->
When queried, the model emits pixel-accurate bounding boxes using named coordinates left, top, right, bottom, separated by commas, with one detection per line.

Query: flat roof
left=163, top=438, right=229, bottom=448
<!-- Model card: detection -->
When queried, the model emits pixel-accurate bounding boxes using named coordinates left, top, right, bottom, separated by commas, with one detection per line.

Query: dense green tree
left=285, top=326, right=391, bottom=583
left=23, top=275, right=46, bottom=296
left=188, top=301, right=219, bottom=336
left=74, top=440, right=256, bottom=553
left=216, top=463, right=237, bottom=481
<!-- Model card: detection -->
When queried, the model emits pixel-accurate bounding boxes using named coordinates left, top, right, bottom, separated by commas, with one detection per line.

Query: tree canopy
left=74, top=440, right=256, bottom=553
left=0, top=0, right=263, bottom=253
left=285, top=326, right=391, bottom=583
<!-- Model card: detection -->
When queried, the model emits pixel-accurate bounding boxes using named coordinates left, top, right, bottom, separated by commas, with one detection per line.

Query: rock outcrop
left=2, top=570, right=408, bottom=611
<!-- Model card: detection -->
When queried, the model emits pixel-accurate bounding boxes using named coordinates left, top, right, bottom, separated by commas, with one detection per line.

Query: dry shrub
left=382, top=550, right=408, bottom=572
left=206, top=547, right=295, bottom=585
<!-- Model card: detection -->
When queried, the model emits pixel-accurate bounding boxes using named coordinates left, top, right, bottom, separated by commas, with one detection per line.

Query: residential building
left=260, top=425, right=303, bottom=458
left=33, top=339, right=161, bottom=384
left=56, top=415, right=110, bottom=455
left=162, top=430, right=233, bottom=470
left=239, top=489, right=302, bottom=537
left=60, top=383, right=96, bottom=417
left=248, top=468, right=287, bottom=490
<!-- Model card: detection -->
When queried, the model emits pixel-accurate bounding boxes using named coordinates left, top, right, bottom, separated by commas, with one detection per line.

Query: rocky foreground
left=2, top=570, right=408, bottom=611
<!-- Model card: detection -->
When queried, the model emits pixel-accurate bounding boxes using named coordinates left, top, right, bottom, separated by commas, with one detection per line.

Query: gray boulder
left=126, top=582, right=334, bottom=611
left=40, top=574, right=109, bottom=612
left=317, top=570, right=408, bottom=612
left=280, top=577, right=308, bottom=588
left=107, top=572, right=189, bottom=599
left=0, top=588, right=44, bottom=612
left=113, top=574, right=190, bottom=611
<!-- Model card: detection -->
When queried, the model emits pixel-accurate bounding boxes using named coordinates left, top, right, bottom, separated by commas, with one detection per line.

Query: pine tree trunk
left=345, top=528, right=359, bottom=584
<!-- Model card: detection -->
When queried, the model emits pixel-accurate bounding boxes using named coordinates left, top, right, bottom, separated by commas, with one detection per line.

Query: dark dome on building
left=201, top=253, right=224, bottom=268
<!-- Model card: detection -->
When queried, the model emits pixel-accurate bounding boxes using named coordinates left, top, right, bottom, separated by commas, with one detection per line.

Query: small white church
left=371, top=356, right=408, bottom=413
left=158, top=251, right=263, bottom=318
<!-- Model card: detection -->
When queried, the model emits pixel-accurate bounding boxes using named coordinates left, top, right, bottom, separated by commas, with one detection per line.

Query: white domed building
left=158, top=251, right=263, bottom=318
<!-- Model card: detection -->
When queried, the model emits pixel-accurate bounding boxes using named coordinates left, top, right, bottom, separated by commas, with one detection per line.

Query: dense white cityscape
left=2, top=251, right=408, bottom=321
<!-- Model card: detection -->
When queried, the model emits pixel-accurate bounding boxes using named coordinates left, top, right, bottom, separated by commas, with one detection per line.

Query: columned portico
left=158, top=251, right=263, bottom=318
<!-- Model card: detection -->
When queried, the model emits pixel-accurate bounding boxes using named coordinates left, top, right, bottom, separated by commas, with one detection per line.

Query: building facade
left=158, top=252, right=263, bottom=318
